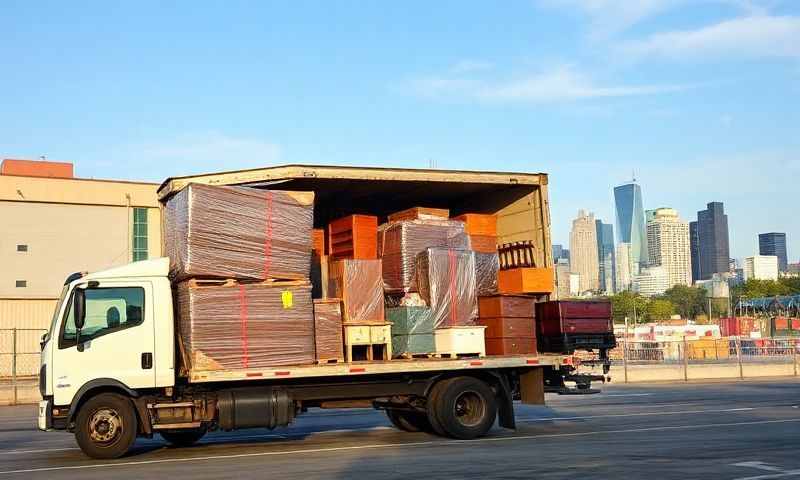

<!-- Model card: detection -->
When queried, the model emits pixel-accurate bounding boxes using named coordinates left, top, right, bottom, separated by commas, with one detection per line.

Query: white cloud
left=619, top=15, right=800, bottom=59
left=407, top=64, right=692, bottom=104
left=538, top=0, right=685, bottom=37
left=100, top=132, right=282, bottom=181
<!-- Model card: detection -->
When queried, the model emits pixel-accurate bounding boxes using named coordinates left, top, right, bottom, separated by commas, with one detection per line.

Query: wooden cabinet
left=328, top=214, right=378, bottom=260
left=498, top=267, right=554, bottom=294
left=343, top=324, right=392, bottom=362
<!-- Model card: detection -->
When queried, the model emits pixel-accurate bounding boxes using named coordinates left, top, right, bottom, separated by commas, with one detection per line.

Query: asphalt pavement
left=1, top=379, right=799, bottom=479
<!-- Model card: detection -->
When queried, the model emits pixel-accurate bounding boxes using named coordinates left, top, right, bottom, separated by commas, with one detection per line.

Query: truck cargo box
left=158, top=165, right=553, bottom=273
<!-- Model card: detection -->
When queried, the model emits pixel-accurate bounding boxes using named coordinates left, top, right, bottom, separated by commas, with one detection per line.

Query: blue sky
left=2, top=0, right=798, bottom=261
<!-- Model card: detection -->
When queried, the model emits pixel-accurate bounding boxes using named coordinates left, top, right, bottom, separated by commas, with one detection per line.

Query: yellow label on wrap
left=281, top=290, right=293, bottom=309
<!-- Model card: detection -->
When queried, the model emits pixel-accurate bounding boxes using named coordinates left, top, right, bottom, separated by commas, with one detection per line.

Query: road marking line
left=517, top=407, right=755, bottom=422
left=731, top=461, right=800, bottom=480
left=0, top=447, right=79, bottom=455
left=1, top=418, right=798, bottom=475
left=734, top=462, right=788, bottom=472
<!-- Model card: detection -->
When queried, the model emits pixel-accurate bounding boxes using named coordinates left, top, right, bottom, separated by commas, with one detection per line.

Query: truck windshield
left=45, top=285, right=69, bottom=343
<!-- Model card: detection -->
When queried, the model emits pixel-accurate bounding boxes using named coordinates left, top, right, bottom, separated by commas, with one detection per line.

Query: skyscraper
left=689, top=221, right=700, bottom=282
left=615, top=243, right=632, bottom=291
left=596, top=219, right=616, bottom=294
left=552, top=244, right=569, bottom=262
left=759, top=233, right=788, bottom=272
left=646, top=208, right=692, bottom=287
left=614, top=182, right=647, bottom=271
left=695, top=202, right=730, bottom=280
left=570, top=210, right=599, bottom=293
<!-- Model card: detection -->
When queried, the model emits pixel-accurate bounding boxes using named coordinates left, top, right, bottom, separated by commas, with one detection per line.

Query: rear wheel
left=160, top=426, right=207, bottom=447
left=386, top=409, right=432, bottom=433
left=74, top=393, right=138, bottom=459
left=427, top=377, right=497, bottom=440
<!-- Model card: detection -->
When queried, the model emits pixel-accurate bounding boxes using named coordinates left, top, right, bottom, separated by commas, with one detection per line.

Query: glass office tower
left=614, top=182, right=648, bottom=273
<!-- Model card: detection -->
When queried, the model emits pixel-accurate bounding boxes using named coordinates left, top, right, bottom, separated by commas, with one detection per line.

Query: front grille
left=39, top=364, right=47, bottom=397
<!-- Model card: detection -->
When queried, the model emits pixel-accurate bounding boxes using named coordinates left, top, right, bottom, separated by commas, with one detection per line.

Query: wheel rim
left=453, top=390, right=485, bottom=427
left=88, top=408, right=124, bottom=445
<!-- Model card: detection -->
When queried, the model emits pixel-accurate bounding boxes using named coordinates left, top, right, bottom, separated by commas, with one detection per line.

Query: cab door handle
left=141, top=353, right=153, bottom=369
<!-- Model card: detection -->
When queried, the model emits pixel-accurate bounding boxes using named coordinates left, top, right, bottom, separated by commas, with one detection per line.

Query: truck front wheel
left=160, top=426, right=207, bottom=447
left=74, top=393, right=138, bottom=459
left=427, top=377, right=497, bottom=440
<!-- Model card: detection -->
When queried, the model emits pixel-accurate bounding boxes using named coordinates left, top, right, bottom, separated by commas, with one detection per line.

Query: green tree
left=645, top=299, right=676, bottom=321
left=661, top=285, right=706, bottom=319
left=779, top=277, right=800, bottom=294
left=610, top=291, right=649, bottom=325
left=731, top=279, right=792, bottom=300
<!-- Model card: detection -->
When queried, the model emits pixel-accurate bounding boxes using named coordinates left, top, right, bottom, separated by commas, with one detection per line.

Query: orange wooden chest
left=485, top=337, right=537, bottom=356
left=453, top=213, right=497, bottom=236
left=478, top=295, right=536, bottom=318
left=498, top=267, right=554, bottom=294
left=477, top=317, right=535, bottom=338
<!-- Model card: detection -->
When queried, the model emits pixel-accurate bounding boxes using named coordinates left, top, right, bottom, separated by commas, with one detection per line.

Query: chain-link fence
left=0, top=328, right=46, bottom=405
left=611, top=337, right=800, bottom=382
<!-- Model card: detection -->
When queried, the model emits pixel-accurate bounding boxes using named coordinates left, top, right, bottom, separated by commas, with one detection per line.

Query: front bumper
left=37, top=399, right=51, bottom=431
left=38, top=398, right=69, bottom=431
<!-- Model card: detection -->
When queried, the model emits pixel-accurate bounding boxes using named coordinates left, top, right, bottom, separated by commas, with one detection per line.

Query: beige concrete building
left=646, top=208, right=692, bottom=288
left=569, top=210, right=599, bottom=293
left=0, top=159, right=161, bottom=341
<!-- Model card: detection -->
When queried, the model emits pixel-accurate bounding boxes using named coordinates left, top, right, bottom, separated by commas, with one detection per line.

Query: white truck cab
left=39, top=258, right=175, bottom=430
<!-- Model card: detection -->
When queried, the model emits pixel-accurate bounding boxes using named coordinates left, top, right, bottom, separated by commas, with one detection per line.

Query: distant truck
left=37, top=165, right=607, bottom=459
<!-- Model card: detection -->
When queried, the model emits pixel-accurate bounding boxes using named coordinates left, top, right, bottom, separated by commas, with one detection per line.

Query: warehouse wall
left=0, top=202, right=162, bottom=298
left=0, top=174, right=161, bottom=361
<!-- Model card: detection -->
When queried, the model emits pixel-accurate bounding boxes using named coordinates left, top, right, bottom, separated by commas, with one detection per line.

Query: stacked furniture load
left=326, top=215, right=390, bottom=361
left=416, top=247, right=485, bottom=357
left=165, top=184, right=318, bottom=371
left=535, top=301, right=616, bottom=355
left=454, top=213, right=500, bottom=297
left=477, top=295, right=537, bottom=356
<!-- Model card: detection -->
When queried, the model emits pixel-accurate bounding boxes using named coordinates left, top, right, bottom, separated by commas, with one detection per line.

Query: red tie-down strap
left=447, top=249, right=457, bottom=327
left=238, top=284, right=250, bottom=369
left=264, top=191, right=273, bottom=279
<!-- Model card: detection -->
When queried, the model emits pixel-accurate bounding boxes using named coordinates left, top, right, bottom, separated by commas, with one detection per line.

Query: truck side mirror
left=74, top=288, right=86, bottom=331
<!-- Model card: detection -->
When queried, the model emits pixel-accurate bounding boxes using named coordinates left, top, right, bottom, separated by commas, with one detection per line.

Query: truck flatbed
left=187, top=354, right=572, bottom=383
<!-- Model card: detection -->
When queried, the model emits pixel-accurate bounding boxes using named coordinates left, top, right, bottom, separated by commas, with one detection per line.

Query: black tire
left=426, top=377, right=456, bottom=436
left=386, top=409, right=432, bottom=433
left=428, top=377, right=497, bottom=440
left=160, top=426, right=207, bottom=447
left=74, top=393, right=138, bottom=459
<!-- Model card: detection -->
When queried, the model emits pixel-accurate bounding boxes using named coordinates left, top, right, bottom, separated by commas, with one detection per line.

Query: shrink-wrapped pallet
left=176, top=280, right=315, bottom=371
left=380, top=220, right=470, bottom=292
left=313, top=299, right=344, bottom=363
left=328, top=259, right=385, bottom=324
left=415, top=248, right=478, bottom=328
left=475, top=252, right=500, bottom=297
left=165, top=183, right=314, bottom=282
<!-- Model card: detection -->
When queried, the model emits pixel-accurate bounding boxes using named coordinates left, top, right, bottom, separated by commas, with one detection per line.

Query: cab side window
left=60, top=287, right=145, bottom=349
